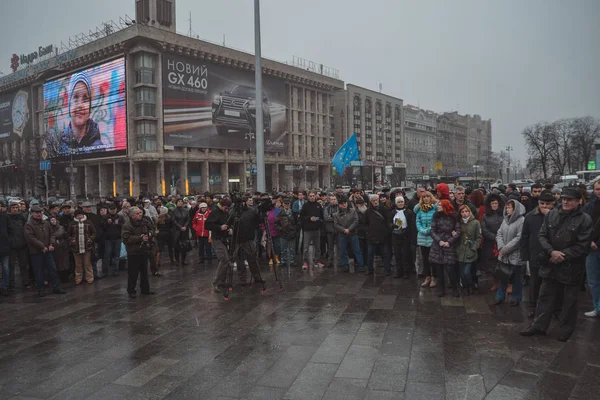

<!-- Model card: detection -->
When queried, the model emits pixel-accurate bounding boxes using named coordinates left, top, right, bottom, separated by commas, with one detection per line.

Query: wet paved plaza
left=1, top=256, right=599, bottom=400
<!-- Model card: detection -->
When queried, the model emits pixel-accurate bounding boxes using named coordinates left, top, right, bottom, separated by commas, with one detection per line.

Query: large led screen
left=0, top=89, right=33, bottom=142
left=43, top=58, right=126, bottom=159
left=163, top=54, right=287, bottom=154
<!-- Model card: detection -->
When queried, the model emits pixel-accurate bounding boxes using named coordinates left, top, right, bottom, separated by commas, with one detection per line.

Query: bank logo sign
left=163, top=55, right=287, bottom=154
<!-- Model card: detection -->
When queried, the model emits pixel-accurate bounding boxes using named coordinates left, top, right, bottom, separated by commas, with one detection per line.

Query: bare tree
left=547, top=119, right=572, bottom=176
left=523, top=122, right=553, bottom=180
left=570, top=116, right=600, bottom=171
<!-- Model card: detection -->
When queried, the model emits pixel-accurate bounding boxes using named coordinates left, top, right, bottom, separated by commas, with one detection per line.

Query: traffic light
left=47, top=174, right=55, bottom=189
left=36, top=175, right=46, bottom=191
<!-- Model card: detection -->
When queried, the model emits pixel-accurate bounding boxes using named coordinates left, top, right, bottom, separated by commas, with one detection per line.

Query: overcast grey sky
left=1, top=0, right=599, bottom=163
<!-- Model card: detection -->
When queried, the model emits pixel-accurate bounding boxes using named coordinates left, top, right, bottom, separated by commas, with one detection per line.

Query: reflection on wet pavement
left=0, top=257, right=599, bottom=400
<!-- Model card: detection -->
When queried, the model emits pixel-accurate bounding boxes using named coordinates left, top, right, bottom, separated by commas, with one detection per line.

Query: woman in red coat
left=192, top=203, right=211, bottom=264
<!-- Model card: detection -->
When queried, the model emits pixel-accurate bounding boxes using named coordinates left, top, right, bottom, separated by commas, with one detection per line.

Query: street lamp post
left=70, top=138, right=76, bottom=201
left=473, top=165, right=480, bottom=187
left=254, top=0, right=265, bottom=192
left=505, top=146, right=513, bottom=184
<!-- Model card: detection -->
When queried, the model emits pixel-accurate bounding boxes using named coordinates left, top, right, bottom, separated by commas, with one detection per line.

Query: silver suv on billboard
left=211, top=85, right=271, bottom=135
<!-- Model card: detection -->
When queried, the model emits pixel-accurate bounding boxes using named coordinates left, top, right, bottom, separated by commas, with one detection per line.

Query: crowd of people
left=0, top=179, right=598, bottom=342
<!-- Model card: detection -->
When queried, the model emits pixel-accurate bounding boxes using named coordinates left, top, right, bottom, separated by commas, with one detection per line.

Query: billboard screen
left=0, top=89, right=33, bottom=142
left=163, top=54, right=287, bottom=153
left=43, top=58, right=126, bottom=159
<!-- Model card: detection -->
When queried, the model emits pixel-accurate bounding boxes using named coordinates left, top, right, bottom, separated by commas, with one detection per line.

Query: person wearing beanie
left=429, top=199, right=460, bottom=297
left=58, top=70, right=104, bottom=156
left=192, top=202, right=211, bottom=264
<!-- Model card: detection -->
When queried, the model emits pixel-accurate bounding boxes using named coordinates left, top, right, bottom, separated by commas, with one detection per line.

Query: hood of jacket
left=504, top=200, right=526, bottom=224
left=74, top=215, right=88, bottom=223
left=484, top=193, right=505, bottom=216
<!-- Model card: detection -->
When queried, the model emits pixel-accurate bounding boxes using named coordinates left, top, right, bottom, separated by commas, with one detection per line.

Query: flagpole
left=352, top=132, right=364, bottom=189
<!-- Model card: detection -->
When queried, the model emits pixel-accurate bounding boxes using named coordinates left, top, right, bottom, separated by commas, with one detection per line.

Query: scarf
left=419, top=202, right=434, bottom=212
left=77, top=218, right=86, bottom=254
left=393, top=209, right=407, bottom=230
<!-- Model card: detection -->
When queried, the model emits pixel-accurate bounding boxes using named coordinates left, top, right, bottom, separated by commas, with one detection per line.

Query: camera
left=257, top=198, right=274, bottom=214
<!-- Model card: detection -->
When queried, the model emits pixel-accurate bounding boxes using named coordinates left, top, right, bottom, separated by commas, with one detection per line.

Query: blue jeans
left=339, top=234, right=364, bottom=271
left=496, top=264, right=523, bottom=302
left=586, top=251, right=600, bottom=313
left=272, top=236, right=281, bottom=258
left=104, top=239, right=121, bottom=275
left=280, top=237, right=295, bottom=265
left=31, top=253, right=61, bottom=290
left=459, top=263, right=472, bottom=286
left=0, top=253, right=9, bottom=289
left=368, top=243, right=391, bottom=273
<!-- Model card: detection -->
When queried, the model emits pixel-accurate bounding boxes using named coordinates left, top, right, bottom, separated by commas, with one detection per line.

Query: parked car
left=212, top=85, right=272, bottom=136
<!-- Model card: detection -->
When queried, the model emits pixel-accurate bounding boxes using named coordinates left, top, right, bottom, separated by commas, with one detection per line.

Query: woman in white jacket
left=494, top=199, right=526, bottom=306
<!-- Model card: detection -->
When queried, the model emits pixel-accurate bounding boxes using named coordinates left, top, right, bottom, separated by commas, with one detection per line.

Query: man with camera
left=121, top=207, right=155, bottom=299
left=235, top=196, right=266, bottom=285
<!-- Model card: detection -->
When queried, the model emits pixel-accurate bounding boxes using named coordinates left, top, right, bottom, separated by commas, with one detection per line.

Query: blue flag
left=332, top=134, right=360, bottom=175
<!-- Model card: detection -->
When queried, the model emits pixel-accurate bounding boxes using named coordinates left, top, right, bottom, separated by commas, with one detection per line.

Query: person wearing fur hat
left=58, top=70, right=104, bottom=155
left=192, top=202, right=211, bottom=264
left=482, top=193, right=505, bottom=291
left=67, top=209, right=96, bottom=284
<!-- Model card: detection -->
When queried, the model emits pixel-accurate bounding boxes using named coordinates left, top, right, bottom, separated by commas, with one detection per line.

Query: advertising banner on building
left=0, top=88, right=33, bottom=142
left=163, top=54, right=287, bottom=153
left=43, top=57, right=127, bottom=159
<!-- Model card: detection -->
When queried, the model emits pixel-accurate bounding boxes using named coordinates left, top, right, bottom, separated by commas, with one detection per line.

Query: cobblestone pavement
left=0, top=254, right=599, bottom=400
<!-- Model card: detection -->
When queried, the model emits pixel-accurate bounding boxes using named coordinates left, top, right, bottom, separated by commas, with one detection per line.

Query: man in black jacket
left=7, top=202, right=32, bottom=290
left=82, top=201, right=104, bottom=280
left=206, top=198, right=233, bottom=292
left=121, top=207, right=154, bottom=298
left=520, top=191, right=555, bottom=318
left=365, top=195, right=392, bottom=275
left=521, top=188, right=593, bottom=342
left=103, top=205, right=124, bottom=276
left=323, top=195, right=339, bottom=268
left=299, top=191, right=325, bottom=270
left=232, top=197, right=264, bottom=284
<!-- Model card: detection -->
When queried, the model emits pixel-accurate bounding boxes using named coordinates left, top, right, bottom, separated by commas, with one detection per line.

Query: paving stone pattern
left=0, top=256, right=599, bottom=400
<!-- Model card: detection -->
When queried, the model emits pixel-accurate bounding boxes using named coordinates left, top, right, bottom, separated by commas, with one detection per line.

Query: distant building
left=466, top=114, right=493, bottom=168
left=332, top=84, right=405, bottom=187
left=403, top=105, right=437, bottom=176
left=437, top=112, right=469, bottom=174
